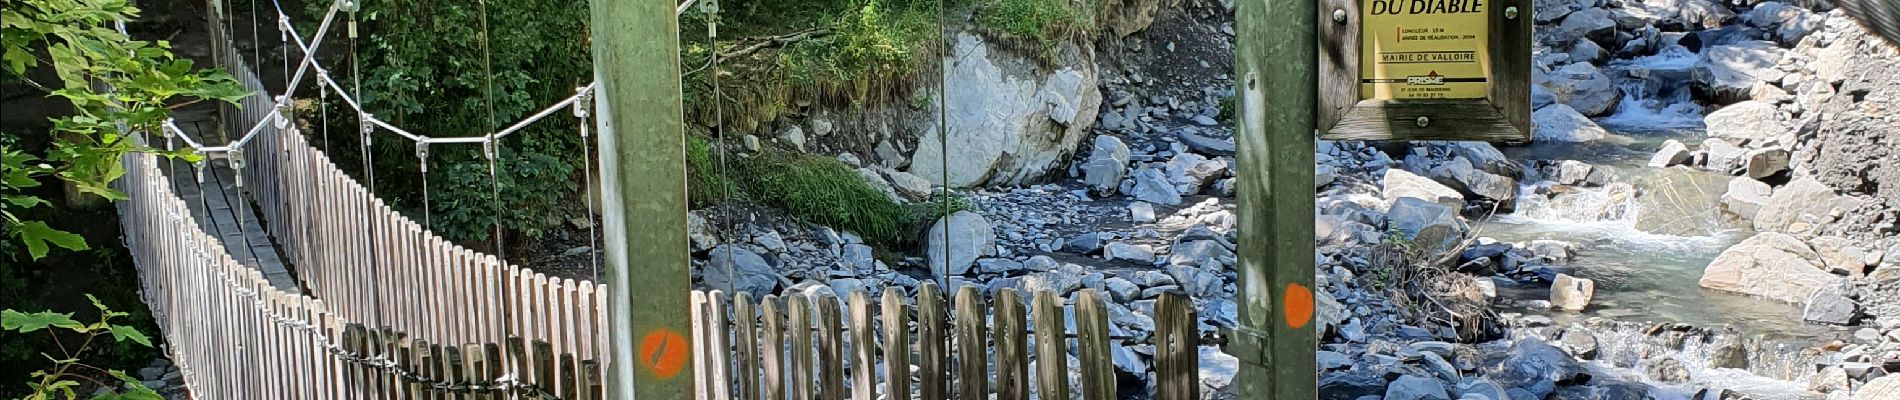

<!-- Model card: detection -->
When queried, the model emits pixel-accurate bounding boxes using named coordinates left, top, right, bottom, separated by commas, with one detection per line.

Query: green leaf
left=107, top=324, right=152, bottom=347
left=1, top=309, right=83, bottom=333
left=11, top=220, right=89, bottom=259
left=2, top=194, right=49, bottom=209
left=98, top=370, right=164, bottom=400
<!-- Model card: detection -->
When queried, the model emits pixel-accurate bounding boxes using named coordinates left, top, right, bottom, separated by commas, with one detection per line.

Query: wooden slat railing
left=688, top=284, right=1200, bottom=399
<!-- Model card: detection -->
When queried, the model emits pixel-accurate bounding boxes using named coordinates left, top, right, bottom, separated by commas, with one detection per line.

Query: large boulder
left=1550, top=274, right=1595, bottom=311
left=925, top=211, right=997, bottom=277
left=1131, top=166, right=1184, bottom=206
left=1489, top=338, right=1589, bottom=389
left=1531, top=104, right=1610, bottom=142
left=1081, top=135, right=1131, bottom=195
left=1387, top=197, right=1469, bottom=253
left=1699, top=232, right=1844, bottom=304
left=1556, top=8, right=1621, bottom=50
left=1102, top=0, right=1163, bottom=37
left=1384, top=375, right=1451, bottom=400
left=1691, top=41, right=1787, bottom=105
left=703, top=245, right=780, bottom=298
left=1721, top=176, right=1773, bottom=220
left=911, top=33, right=1101, bottom=188
left=1385, top=168, right=1467, bottom=210
left=1754, top=177, right=1839, bottom=233
left=1540, top=63, right=1621, bottom=117
left=1425, top=158, right=1517, bottom=211
left=1705, top=101, right=1787, bottom=145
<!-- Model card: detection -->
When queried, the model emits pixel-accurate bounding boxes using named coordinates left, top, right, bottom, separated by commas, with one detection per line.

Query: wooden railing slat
left=993, top=289, right=1028, bottom=400
left=1075, top=290, right=1114, bottom=400
left=815, top=294, right=845, bottom=400
left=847, top=291, right=876, bottom=400
left=760, top=295, right=785, bottom=400
left=787, top=295, right=813, bottom=400
left=1031, top=290, right=1069, bottom=400
left=953, top=286, right=988, bottom=400
left=916, top=282, right=949, bottom=400
left=880, top=289, right=911, bottom=400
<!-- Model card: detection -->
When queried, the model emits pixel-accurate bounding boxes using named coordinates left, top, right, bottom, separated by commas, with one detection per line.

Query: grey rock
left=1700, top=232, right=1842, bottom=304
left=1542, top=63, right=1620, bottom=116
left=1082, top=135, right=1132, bottom=195
left=1722, top=176, right=1773, bottom=220
left=911, top=33, right=1101, bottom=188
left=1754, top=177, right=1838, bottom=233
left=1385, top=168, right=1467, bottom=210
left=1387, top=197, right=1469, bottom=253
left=1131, top=167, right=1183, bottom=205
left=1701, top=138, right=1746, bottom=171
left=1130, top=201, right=1156, bottom=223
left=1648, top=140, right=1692, bottom=168
left=1105, top=242, right=1156, bottom=263
left=1385, top=375, right=1451, bottom=400
left=1645, top=356, right=1691, bottom=383
left=1178, top=131, right=1235, bottom=156
left=925, top=211, right=997, bottom=277
left=1550, top=274, right=1594, bottom=311
left=1706, top=101, right=1786, bottom=144
left=687, top=211, right=720, bottom=253
left=1743, top=148, right=1791, bottom=180
left=1105, top=277, right=1141, bottom=302
left=1692, top=42, right=1787, bottom=104
left=704, top=245, right=779, bottom=298
left=1555, top=327, right=1599, bottom=359
left=1531, top=104, right=1610, bottom=142
left=1064, top=233, right=1105, bottom=255
left=1803, top=282, right=1859, bottom=325
left=885, top=170, right=934, bottom=201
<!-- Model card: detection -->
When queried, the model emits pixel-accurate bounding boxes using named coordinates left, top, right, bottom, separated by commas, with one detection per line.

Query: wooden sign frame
left=1317, top=0, right=1532, bottom=141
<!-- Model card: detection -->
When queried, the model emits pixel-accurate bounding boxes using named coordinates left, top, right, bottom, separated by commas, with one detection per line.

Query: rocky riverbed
left=669, top=0, right=1900, bottom=398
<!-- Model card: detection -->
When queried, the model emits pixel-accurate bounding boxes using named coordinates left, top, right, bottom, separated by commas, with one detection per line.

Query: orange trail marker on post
left=638, top=329, right=690, bottom=380
left=1283, top=283, right=1314, bottom=329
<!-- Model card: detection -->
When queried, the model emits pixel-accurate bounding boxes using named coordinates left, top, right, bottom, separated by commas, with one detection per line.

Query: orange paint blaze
left=637, top=329, right=690, bottom=380
left=1283, top=282, right=1315, bottom=329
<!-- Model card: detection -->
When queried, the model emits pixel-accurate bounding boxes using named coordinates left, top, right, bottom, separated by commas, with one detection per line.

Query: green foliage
left=309, top=0, right=592, bottom=251
left=424, top=146, right=578, bottom=245
left=685, top=135, right=739, bottom=206
left=1, top=0, right=243, bottom=260
left=4, top=294, right=158, bottom=400
left=733, top=152, right=915, bottom=246
left=969, top=0, right=1098, bottom=47
left=720, top=150, right=967, bottom=249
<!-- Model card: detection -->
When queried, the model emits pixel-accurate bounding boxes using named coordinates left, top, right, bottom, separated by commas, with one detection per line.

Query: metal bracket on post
left=229, top=149, right=246, bottom=189
left=274, top=97, right=293, bottom=130
left=359, top=114, right=375, bottom=147
left=340, top=0, right=359, bottom=38
left=415, top=142, right=429, bottom=174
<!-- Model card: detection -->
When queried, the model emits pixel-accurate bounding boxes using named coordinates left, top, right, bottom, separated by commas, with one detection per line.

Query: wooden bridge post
left=589, top=0, right=693, bottom=397
left=1233, top=0, right=1319, bottom=397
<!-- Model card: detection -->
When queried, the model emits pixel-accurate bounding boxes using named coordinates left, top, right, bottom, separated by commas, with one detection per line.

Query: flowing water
left=1468, top=52, right=1859, bottom=397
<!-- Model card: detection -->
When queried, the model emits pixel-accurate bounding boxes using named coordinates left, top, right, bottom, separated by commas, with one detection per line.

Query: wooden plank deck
left=159, top=118, right=298, bottom=291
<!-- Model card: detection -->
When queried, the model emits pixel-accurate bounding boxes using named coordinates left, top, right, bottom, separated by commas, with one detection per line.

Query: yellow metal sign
left=1360, top=0, right=1491, bottom=100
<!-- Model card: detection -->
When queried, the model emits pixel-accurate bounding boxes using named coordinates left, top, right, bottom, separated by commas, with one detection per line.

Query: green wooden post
left=591, top=0, right=693, bottom=398
left=1232, top=0, right=1318, bottom=397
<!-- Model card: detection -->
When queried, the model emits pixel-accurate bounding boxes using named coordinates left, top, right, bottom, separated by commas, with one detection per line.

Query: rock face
left=1550, top=274, right=1595, bottom=311
left=1699, top=232, right=1843, bottom=304
left=926, top=211, right=997, bottom=277
left=1531, top=104, right=1610, bottom=142
left=1692, top=41, right=1787, bottom=104
left=703, top=245, right=779, bottom=298
left=911, top=33, right=1102, bottom=188
left=1753, top=177, right=1838, bottom=233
